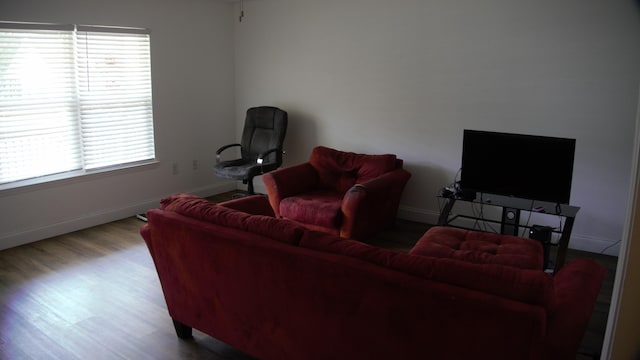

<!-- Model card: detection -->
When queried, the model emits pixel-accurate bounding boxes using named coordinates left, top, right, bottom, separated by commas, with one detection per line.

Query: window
left=0, top=22, right=155, bottom=187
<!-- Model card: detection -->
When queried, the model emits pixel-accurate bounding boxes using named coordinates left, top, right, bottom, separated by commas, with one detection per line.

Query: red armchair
left=263, top=146, right=411, bottom=241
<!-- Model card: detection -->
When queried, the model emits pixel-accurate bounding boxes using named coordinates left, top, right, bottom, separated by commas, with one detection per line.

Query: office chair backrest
left=240, top=106, right=288, bottom=164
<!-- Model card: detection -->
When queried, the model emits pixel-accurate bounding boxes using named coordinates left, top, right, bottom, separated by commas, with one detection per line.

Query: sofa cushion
left=309, top=146, right=397, bottom=193
left=410, top=227, right=543, bottom=270
left=279, top=190, right=343, bottom=229
left=300, top=229, right=397, bottom=267
left=299, top=230, right=553, bottom=307
left=395, top=253, right=553, bottom=307
left=245, top=215, right=306, bottom=245
left=159, top=194, right=305, bottom=245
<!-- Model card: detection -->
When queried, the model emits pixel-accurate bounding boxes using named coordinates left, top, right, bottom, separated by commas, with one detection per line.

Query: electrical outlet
left=172, top=162, right=179, bottom=175
left=192, top=160, right=198, bottom=171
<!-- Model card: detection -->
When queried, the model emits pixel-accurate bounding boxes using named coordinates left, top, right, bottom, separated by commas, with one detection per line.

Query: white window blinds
left=0, top=26, right=81, bottom=183
left=76, top=27, right=155, bottom=169
left=0, top=22, right=155, bottom=186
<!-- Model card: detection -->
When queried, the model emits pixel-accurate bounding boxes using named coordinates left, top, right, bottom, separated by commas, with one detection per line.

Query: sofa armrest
left=263, top=162, right=319, bottom=217
left=341, top=168, right=412, bottom=240
left=219, top=195, right=275, bottom=217
left=544, top=258, right=606, bottom=359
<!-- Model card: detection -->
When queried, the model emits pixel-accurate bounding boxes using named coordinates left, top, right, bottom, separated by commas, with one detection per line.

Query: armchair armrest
left=262, top=163, right=319, bottom=217
left=341, top=168, right=412, bottom=240
left=215, top=143, right=241, bottom=163
left=544, top=259, right=606, bottom=359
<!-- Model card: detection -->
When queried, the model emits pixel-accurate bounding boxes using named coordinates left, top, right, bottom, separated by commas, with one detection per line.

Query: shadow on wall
left=279, top=107, right=320, bottom=166
left=401, top=163, right=455, bottom=199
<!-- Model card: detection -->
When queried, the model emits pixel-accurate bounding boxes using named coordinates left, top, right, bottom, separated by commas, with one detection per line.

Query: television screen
left=460, top=130, right=576, bottom=204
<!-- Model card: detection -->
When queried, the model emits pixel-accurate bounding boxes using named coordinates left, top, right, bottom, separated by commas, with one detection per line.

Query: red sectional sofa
left=141, top=194, right=605, bottom=360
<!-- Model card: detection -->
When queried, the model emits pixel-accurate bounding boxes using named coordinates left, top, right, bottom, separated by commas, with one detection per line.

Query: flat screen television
left=460, top=129, right=576, bottom=204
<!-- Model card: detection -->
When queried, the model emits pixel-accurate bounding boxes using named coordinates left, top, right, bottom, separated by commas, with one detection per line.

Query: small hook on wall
left=239, top=0, right=245, bottom=22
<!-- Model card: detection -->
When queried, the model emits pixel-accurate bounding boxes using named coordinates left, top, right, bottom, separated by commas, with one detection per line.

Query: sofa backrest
left=298, top=230, right=554, bottom=308
left=158, top=193, right=553, bottom=307
left=309, top=146, right=398, bottom=193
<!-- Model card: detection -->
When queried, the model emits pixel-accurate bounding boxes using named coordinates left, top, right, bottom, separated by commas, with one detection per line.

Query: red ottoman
left=410, top=226, right=543, bottom=270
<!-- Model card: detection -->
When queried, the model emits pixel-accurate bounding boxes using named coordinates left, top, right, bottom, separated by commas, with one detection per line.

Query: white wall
left=235, top=0, right=640, bottom=255
left=0, top=0, right=237, bottom=250
left=1, top=0, right=639, bottom=256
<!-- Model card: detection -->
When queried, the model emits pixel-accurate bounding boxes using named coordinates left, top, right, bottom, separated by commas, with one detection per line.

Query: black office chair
left=214, top=106, right=288, bottom=194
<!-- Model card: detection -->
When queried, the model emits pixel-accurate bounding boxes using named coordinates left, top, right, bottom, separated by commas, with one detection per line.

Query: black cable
left=521, top=199, right=535, bottom=237
left=600, top=240, right=621, bottom=255
left=474, top=193, right=499, bottom=233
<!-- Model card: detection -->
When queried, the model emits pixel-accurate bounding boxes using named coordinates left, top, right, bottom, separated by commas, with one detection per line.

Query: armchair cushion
left=279, top=190, right=343, bottom=232
left=309, top=146, right=397, bottom=193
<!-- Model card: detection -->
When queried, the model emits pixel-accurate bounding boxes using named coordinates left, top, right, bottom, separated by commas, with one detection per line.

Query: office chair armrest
left=216, top=143, right=242, bottom=163
left=257, top=148, right=283, bottom=165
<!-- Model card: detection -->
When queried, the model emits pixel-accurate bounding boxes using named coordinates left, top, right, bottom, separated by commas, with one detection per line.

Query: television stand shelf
left=437, top=193, right=579, bottom=273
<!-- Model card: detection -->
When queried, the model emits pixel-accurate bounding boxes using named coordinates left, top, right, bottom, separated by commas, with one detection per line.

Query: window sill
left=0, top=160, right=160, bottom=197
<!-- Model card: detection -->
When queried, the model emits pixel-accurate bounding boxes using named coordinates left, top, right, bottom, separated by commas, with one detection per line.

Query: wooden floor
left=0, top=193, right=617, bottom=359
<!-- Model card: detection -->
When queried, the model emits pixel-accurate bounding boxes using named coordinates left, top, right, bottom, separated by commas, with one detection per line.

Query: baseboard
left=568, top=233, right=620, bottom=256
left=397, top=205, right=440, bottom=225
left=190, top=182, right=237, bottom=198
left=0, top=183, right=236, bottom=251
